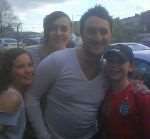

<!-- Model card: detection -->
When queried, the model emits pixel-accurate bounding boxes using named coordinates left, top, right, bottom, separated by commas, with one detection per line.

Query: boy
left=99, top=44, right=150, bottom=139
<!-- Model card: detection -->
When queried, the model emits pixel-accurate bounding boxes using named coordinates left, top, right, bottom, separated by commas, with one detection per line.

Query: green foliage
left=112, top=18, right=143, bottom=42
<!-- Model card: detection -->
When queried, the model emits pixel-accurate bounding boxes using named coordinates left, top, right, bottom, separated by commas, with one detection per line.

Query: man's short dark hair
left=80, top=5, right=112, bottom=35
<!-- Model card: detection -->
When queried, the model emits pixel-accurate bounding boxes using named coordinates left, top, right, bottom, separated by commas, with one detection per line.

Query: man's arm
left=25, top=55, right=59, bottom=139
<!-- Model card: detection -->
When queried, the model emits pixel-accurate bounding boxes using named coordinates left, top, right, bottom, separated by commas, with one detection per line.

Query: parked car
left=110, top=42, right=150, bottom=88
left=0, top=38, right=17, bottom=49
left=22, top=37, right=41, bottom=46
left=111, top=42, right=150, bottom=51
left=140, top=38, right=150, bottom=47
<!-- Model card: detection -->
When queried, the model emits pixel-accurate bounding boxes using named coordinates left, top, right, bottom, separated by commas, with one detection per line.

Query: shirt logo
left=119, top=101, right=129, bottom=116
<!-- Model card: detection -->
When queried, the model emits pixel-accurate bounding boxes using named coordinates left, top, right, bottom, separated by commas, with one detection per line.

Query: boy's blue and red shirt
left=100, top=83, right=150, bottom=139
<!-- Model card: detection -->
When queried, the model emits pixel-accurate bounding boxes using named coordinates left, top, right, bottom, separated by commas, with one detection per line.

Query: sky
left=6, top=0, right=150, bottom=32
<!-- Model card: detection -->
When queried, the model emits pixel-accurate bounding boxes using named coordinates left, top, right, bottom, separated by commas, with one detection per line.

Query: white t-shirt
left=26, top=48, right=106, bottom=139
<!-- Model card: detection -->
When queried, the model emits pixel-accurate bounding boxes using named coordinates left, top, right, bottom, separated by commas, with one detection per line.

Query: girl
left=29, top=11, right=72, bottom=66
left=0, top=48, right=34, bottom=139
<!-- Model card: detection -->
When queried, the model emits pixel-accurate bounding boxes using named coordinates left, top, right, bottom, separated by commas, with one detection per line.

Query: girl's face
left=48, top=16, right=71, bottom=50
left=12, top=53, right=34, bottom=88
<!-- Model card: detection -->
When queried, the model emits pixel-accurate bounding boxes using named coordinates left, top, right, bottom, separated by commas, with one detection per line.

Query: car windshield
left=127, top=43, right=150, bottom=51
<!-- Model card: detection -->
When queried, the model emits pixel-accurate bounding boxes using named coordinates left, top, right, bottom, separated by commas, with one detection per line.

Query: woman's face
left=12, top=53, right=34, bottom=88
left=48, top=16, right=71, bottom=50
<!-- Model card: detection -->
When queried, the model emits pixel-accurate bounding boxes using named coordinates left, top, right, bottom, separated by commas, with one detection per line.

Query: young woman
left=0, top=48, right=34, bottom=139
left=25, top=11, right=72, bottom=139
left=98, top=44, right=150, bottom=139
left=29, top=11, right=72, bottom=66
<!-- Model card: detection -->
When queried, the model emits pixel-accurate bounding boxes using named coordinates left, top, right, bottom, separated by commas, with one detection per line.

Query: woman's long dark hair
left=0, top=48, right=31, bottom=92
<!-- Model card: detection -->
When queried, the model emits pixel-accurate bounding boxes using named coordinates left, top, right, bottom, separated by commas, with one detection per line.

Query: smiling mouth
left=109, top=69, right=121, bottom=74
left=23, top=76, right=33, bottom=80
left=88, top=41, right=108, bottom=49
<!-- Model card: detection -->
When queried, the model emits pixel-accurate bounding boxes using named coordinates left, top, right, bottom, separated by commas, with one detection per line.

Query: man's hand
left=131, top=79, right=149, bottom=93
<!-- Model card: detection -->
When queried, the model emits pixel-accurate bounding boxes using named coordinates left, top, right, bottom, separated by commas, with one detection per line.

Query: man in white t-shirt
left=26, top=5, right=112, bottom=139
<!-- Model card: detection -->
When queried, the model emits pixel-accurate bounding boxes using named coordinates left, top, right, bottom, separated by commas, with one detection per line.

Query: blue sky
left=7, top=0, right=150, bottom=32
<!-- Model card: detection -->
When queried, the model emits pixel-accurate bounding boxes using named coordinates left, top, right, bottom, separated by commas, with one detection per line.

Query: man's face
left=81, top=16, right=112, bottom=56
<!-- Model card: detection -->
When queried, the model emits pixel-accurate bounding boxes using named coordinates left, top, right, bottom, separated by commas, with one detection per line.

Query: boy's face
left=104, top=55, right=134, bottom=81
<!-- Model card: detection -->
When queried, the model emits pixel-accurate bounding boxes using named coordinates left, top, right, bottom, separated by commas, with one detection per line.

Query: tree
left=0, top=0, right=19, bottom=37
left=112, top=18, right=143, bottom=42
left=112, top=18, right=125, bottom=42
